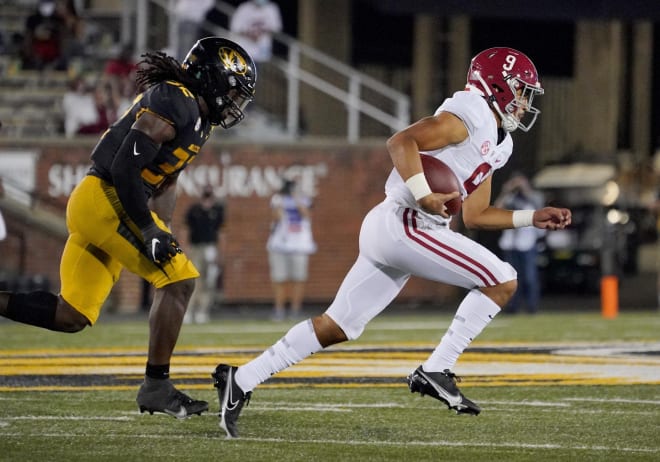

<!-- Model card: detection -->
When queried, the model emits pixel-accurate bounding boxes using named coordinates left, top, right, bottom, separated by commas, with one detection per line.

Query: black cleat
left=212, top=364, right=251, bottom=438
left=136, top=379, right=208, bottom=419
left=407, top=365, right=481, bottom=415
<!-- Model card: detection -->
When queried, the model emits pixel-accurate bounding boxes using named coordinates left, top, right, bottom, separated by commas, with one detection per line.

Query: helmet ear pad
left=184, top=59, right=237, bottom=126
left=194, top=63, right=232, bottom=125
left=487, top=83, right=518, bottom=132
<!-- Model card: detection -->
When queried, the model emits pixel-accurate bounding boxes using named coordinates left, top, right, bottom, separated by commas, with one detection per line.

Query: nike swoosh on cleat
left=436, top=388, right=462, bottom=406
left=226, top=369, right=240, bottom=411
left=164, top=405, right=187, bottom=419
left=218, top=368, right=237, bottom=438
left=133, top=142, right=141, bottom=156
left=419, top=370, right=462, bottom=406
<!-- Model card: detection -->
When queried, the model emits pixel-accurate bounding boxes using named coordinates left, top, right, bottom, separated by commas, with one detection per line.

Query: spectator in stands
left=101, top=43, right=137, bottom=117
left=103, top=43, right=136, bottom=82
left=22, top=0, right=68, bottom=70
left=173, top=0, right=215, bottom=61
left=61, top=76, right=98, bottom=137
left=20, top=0, right=88, bottom=72
left=61, top=76, right=112, bottom=137
left=58, top=0, right=86, bottom=63
left=77, top=82, right=114, bottom=135
left=230, top=0, right=282, bottom=63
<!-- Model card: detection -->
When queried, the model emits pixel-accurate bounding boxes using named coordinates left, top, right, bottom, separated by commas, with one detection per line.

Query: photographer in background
left=495, top=172, right=545, bottom=314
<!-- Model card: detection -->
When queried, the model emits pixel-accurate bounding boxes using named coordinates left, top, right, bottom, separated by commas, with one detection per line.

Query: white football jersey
left=384, top=90, right=513, bottom=211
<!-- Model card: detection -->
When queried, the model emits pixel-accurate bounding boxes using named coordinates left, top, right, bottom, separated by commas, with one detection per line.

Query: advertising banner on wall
left=0, top=150, right=40, bottom=205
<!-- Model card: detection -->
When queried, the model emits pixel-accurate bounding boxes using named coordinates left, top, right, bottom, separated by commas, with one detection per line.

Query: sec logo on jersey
left=481, top=140, right=491, bottom=156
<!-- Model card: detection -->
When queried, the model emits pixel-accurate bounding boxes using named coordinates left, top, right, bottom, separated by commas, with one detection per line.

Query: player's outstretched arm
left=533, top=207, right=572, bottom=230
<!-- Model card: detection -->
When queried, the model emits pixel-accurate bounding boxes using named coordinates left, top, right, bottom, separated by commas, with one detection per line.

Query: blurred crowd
left=0, top=0, right=290, bottom=139
left=0, top=0, right=137, bottom=138
left=61, top=42, right=137, bottom=137
left=13, top=0, right=85, bottom=72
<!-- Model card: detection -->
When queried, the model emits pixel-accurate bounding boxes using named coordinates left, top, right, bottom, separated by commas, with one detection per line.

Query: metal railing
left=130, top=0, right=410, bottom=142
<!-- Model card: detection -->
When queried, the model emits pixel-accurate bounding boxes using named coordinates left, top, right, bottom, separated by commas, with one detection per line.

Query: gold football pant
left=60, top=175, right=199, bottom=324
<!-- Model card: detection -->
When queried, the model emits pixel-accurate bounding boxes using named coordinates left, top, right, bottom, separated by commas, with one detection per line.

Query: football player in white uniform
left=213, top=47, right=572, bottom=438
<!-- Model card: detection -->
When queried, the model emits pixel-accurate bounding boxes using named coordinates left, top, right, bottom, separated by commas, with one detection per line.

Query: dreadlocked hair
left=135, top=51, right=199, bottom=93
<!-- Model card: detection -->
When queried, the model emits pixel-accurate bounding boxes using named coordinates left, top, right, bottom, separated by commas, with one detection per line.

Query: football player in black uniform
left=0, top=37, right=256, bottom=418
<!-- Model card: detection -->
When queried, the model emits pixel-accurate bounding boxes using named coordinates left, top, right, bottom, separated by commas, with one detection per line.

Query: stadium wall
left=0, top=139, right=460, bottom=313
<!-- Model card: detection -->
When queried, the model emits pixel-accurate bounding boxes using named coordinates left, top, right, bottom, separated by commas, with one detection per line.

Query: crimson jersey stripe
left=402, top=208, right=499, bottom=286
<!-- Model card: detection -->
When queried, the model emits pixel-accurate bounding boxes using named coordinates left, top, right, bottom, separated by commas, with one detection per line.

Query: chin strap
left=472, top=73, right=519, bottom=133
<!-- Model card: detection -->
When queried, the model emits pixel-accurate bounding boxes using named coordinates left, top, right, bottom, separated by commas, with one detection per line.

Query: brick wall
left=0, top=140, right=460, bottom=312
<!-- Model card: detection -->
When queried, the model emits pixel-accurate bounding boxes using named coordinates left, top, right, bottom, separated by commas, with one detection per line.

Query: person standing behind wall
left=184, top=185, right=225, bottom=324
left=267, top=179, right=316, bottom=321
left=173, top=0, right=215, bottom=61
left=230, top=0, right=282, bottom=63
left=495, top=172, right=545, bottom=313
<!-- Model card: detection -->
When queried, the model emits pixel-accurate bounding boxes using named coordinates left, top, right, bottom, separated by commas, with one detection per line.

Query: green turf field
left=1, top=311, right=659, bottom=461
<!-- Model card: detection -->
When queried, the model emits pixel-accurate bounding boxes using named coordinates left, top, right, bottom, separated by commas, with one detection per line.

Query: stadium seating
left=0, top=69, right=67, bottom=137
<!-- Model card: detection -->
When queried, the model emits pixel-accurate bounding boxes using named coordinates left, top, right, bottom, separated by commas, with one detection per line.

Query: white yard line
left=562, top=397, right=660, bottom=405
left=1, top=415, right=134, bottom=421
left=1, top=431, right=657, bottom=454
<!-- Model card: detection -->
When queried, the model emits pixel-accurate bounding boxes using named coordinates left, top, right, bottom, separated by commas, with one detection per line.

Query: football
left=420, top=154, right=462, bottom=215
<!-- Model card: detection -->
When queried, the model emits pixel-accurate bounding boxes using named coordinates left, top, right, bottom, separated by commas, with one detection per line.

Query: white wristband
left=405, top=173, right=432, bottom=200
left=512, top=210, right=535, bottom=228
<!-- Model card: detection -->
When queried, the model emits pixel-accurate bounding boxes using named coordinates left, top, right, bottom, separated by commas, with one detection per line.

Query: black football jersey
left=89, top=80, right=212, bottom=196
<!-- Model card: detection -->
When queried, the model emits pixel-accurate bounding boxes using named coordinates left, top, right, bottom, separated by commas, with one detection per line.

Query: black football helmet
left=182, top=37, right=257, bottom=128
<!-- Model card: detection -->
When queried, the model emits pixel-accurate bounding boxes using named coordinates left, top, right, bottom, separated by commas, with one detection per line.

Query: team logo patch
left=218, top=47, right=247, bottom=75
left=481, top=140, right=491, bottom=156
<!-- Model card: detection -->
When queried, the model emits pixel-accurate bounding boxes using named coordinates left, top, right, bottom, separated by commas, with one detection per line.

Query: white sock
left=235, top=319, right=322, bottom=392
left=423, top=289, right=500, bottom=372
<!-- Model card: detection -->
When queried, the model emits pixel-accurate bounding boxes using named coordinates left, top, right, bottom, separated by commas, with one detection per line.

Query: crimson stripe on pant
left=402, top=208, right=500, bottom=286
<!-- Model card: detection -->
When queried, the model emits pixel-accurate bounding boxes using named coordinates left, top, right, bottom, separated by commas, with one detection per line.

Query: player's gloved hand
left=141, top=223, right=182, bottom=264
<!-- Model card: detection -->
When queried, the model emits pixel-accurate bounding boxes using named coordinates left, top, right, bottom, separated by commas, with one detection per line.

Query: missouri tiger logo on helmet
left=218, top=47, right=248, bottom=76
